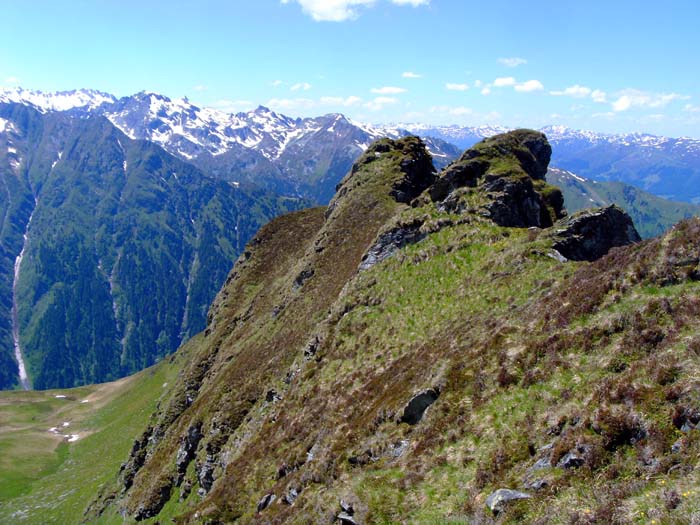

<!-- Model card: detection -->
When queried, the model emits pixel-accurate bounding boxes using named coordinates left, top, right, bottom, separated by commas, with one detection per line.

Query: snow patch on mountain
left=0, top=88, right=116, bottom=112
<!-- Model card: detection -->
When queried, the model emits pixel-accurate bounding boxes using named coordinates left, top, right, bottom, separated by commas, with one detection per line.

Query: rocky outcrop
left=428, top=130, right=565, bottom=228
left=328, top=136, right=437, bottom=218
left=485, top=488, right=532, bottom=515
left=399, top=388, right=439, bottom=425
left=359, top=219, right=426, bottom=271
left=482, top=174, right=555, bottom=228
left=389, top=139, right=437, bottom=204
left=549, top=205, right=641, bottom=261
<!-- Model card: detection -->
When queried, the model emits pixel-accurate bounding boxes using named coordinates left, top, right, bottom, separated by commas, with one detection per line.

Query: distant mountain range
left=4, top=87, right=699, bottom=204
left=0, top=88, right=460, bottom=204
left=408, top=123, right=700, bottom=204
left=547, top=168, right=700, bottom=239
left=0, top=101, right=303, bottom=389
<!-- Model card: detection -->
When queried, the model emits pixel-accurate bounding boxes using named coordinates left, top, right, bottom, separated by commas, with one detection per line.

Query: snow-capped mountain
left=0, top=87, right=116, bottom=112
left=82, top=91, right=457, bottom=202
left=3, top=87, right=700, bottom=203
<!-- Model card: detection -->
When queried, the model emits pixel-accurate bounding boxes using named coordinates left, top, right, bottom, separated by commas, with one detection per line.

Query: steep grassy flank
left=0, top=341, right=190, bottom=524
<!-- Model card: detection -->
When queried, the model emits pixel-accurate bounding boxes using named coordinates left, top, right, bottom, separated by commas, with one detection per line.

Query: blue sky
left=1, top=0, right=699, bottom=137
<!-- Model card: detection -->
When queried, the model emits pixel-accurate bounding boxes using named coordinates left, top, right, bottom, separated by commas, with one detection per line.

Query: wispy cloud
left=591, top=89, right=607, bottom=103
left=4, top=76, right=20, bottom=84
left=493, top=77, right=516, bottom=88
left=281, top=0, right=429, bottom=22
left=611, top=89, right=688, bottom=112
left=290, top=82, right=312, bottom=91
left=550, top=84, right=607, bottom=103
left=498, top=57, right=527, bottom=68
left=391, top=0, right=429, bottom=5
left=430, top=105, right=473, bottom=116
left=271, top=80, right=283, bottom=87
left=267, top=97, right=317, bottom=111
left=514, top=79, right=544, bottom=92
left=371, top=86, right=406, bottom=95
left=684, top=103, right=700, bottom=114
left=480, top=77, right=543, bottom=95
left=402, top=71, right=422, bottom=79
left=212, top=99, right=255, bottom=112
left=550, top=85, right=592, bottom=98
left=266, top=95, right=367, bottom=112
left=365, top=96, right=399, bottom=111
left=445, top=83, right=469, bottom=91
left=192, top=84, right=207, bottom=92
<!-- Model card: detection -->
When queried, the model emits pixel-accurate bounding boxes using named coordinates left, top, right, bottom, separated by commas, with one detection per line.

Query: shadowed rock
left=550, top=205, right=641, bottom=262
left=400, top=388, right=439, bottom=425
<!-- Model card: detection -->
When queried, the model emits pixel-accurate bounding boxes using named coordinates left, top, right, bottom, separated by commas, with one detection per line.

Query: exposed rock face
left=399, top=388, right=440, bottom=425
left=550, top=205, right=641, bottom=261
left=483, top=174, right=554, bottom=228
left=257, top=493, right=276, bottom=512
left=359, top=219, right=426, bottom=271
left=485, top=488, right=532, bottom=514
left=175, top=423, right=203, bottom=485
left=429, top=129, right=565, bottom=228
left=326, top=136, right=436, bottom=218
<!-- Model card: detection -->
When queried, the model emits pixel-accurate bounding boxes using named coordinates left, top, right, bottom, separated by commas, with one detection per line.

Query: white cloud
left=364, top=96, right=399, bottom=111
left=449, top=106, right=473, bottom=116
left=445, top=83, right=469, bottom=91
left=611, top=89, right=688, bottom=112
left=481, top=86, right=491, bottom=96
left=493, top=77, right=516, bottom=88
left=402, top=71, right=422, bottom=79
left=266, top=97, right=317, bottom=111
left=550, top=85, right=591, bottom=98
left=4, top=76, right=19, bottom=84
left=391, top=0, right=429, bottom=5
left=550, top=85, right=608, bottom=104
left=290, top=82, right=312, bottom=91
left=281, top=0, right=428, bottom=22
left=271, top=80, right=283, bottom=87
left=212, top=99, right=255, bottom=112
left=684, top=103, right=700, bottom=114
left=371, top=86, right=406, bottom=95
left=591, top=89, right=607, bottom=103
left=474, top=80, right=483, bottom=88
left=265, top=95, right=367, bottom=113
left=514, top=79, right=544, bottom=92
left=430, top=105, right=473, bottom=116
left=281, top=0, right=374, bottom=21
left=498, top=57, right=527, bottom=68
left=192, top=84, right=207, bottom=92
